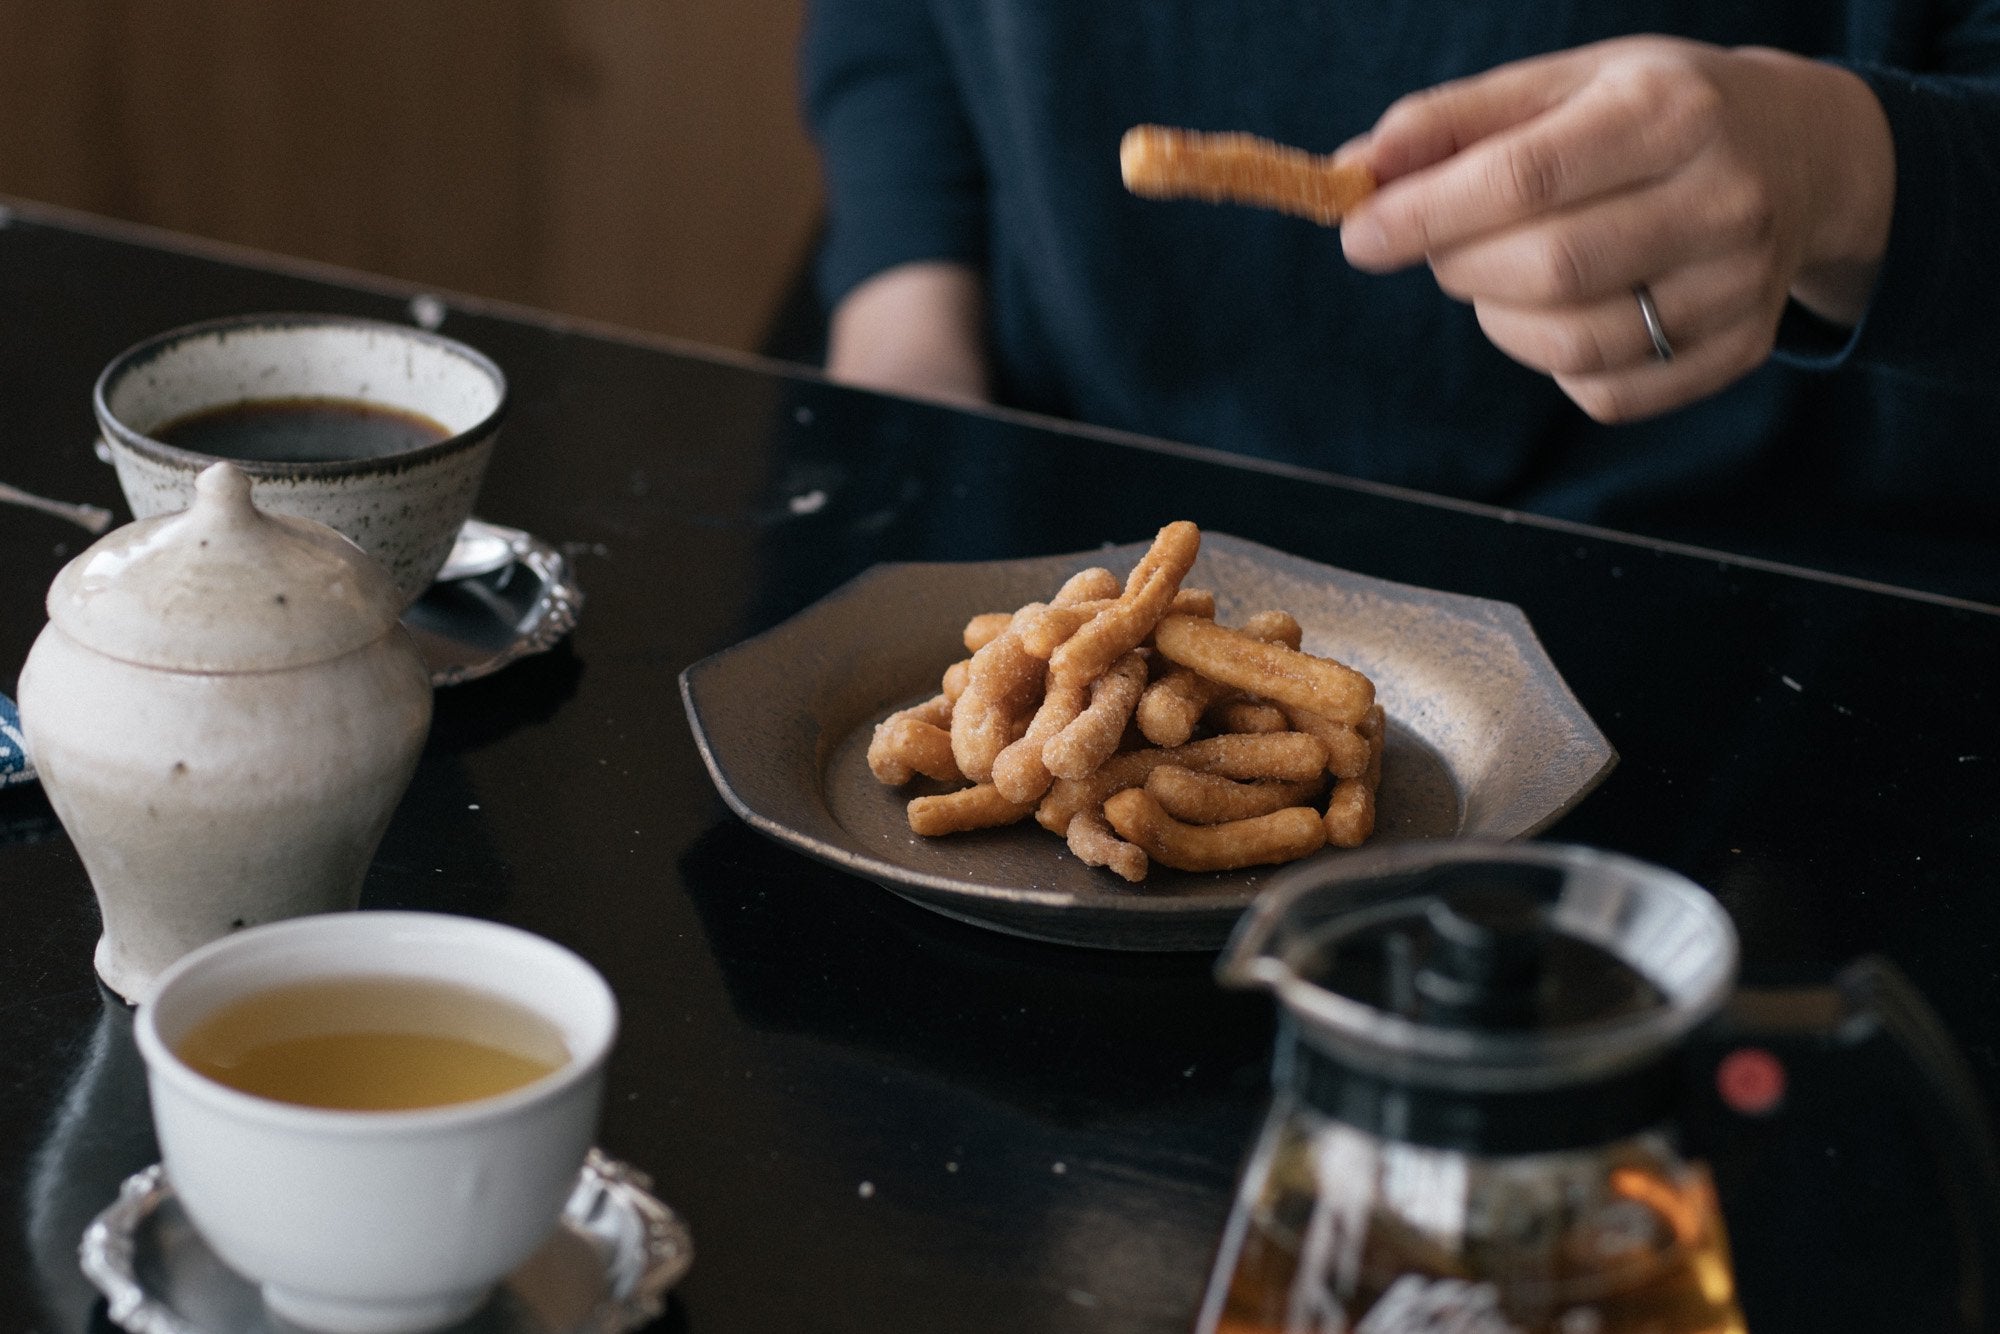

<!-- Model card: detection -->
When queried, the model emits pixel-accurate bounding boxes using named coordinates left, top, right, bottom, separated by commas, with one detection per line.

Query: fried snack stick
left=1048, top=521, right=1201, bottom=687
left=1154, top=614, right=1373, bottom=727
left=1044, top=650, right=1149, bottom=780
left=908, top=783, right=1037, bottom=836
left=991, top=674, right=1090, bottom=804
left=949, top=618, right=1045, bottom=782
left=963, top=612, right=1014, bottom=653
left=1055, top=566, right=1123, bottom=605
left=868, top=694, right=959, bottom=785
left=1036, top=730, right=1329, bottom=835
left=1119, top=125, right=1377, bottom=227
left=1283, top=704, right=1372, bottom=780
left=1207, top=699, right=1289, bottom=735
left=1103, top=788, right=1327, bottom=873
left=1002, top=567, right=1126, bottom=653
left=1018, top=587, right=1215, bottom=659
left=1066, top=807, right=1149, bottom=883
left=952, top=568, right=1118, bottom=784
left=1144, top=766, right=1327, bottom=825
left=1324, top=703, right=1387, bottom=847
left=1137, top=609, right=1302, bottom=746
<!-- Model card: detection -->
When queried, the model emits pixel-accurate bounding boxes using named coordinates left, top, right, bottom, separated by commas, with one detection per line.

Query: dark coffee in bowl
left=155, top=396, right=453, bottom=463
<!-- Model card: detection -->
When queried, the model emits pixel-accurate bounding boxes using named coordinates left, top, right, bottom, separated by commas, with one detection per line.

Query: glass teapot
left=1198, top=842, right=2000, bottom=1334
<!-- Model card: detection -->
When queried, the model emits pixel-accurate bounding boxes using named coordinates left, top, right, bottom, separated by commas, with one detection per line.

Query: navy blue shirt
left=803, top=1, right=2000, bottom=589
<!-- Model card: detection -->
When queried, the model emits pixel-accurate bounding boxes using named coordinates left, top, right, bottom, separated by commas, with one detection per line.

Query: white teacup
left=95, top=313, right=507, bottom=609
left=134, top=912, right=618, bottom=1334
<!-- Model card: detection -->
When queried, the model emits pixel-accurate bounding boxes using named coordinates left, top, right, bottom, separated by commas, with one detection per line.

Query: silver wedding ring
left=1635, top=285, right=1674, bottom=362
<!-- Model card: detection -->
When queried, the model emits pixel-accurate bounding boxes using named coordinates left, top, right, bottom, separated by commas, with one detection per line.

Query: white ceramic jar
left=17, top=462, right=432, bottom=1003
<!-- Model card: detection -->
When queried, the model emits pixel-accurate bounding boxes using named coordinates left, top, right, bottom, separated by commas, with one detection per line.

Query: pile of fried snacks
left=866, top=522, right=1383, bottom=882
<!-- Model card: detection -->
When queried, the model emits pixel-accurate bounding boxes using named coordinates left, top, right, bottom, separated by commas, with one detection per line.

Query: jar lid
left=1220, top=843, right=1738, bottom=1096
left=46, top=462, right=405, bottom=672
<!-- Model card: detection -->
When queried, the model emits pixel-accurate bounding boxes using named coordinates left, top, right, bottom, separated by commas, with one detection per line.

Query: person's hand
left=1339, top=37, right=1895, bottom=423
left=825, top=260, right=992, bottom=406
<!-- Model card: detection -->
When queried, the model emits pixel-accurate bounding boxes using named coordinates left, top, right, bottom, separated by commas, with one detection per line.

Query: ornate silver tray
left=80, top=1149, right=690, bottom=1334
left=403, top=522, right=581, bottom=687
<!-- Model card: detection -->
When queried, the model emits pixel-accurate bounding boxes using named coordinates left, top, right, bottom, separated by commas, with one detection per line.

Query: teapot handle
left=1691, top=956, right=2000, bottom=1330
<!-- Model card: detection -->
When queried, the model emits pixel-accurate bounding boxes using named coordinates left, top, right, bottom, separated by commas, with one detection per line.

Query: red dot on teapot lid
left=1717, top=1046, right=1786, bottom=1116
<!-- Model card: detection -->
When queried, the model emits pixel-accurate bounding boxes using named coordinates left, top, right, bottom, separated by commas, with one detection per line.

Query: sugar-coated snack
left=1065, top=807, right=1149, bottom=883
left=1043, top=650, right=1148, bottom=780
left=1102, top=788, right=1328, bottom=873
left=1049, top=521, right=1200, bottom=687
left=1119, top=124, right=1377, bottom=227
left=962, top=612, right=1014, bottom=653
left=907, top=782, right=1037, bottom=836
left=1144, top=766, right=1327, bottom=825
left=868, top=521, right=1383, bottom=880
left=867, top=694, right=959, bottom=785
left=991, top=676, right=1090, bottom=804
left=1154, top=613, right=1373, bottom=726
left=949, top=623, right=1045, bottom=782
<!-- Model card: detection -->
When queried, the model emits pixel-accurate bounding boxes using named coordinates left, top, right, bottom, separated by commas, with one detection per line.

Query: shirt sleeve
left=800, top=0, right=988, bottom=310
left=1773, top=30, right=2000, bottom=384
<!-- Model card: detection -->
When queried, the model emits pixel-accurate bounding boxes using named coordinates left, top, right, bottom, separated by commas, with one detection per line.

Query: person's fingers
left=1471, top=254, right=1774, bottom=376
left=1345, top=56, right=1717, bottom=272
left=1358, top=50, right=1593, bottom=182
left=1550, top=312, right=1781, bottom=423
left=1425, top=163, right=1774, bottom=305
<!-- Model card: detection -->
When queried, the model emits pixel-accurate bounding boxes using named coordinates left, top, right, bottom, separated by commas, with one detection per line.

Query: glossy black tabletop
left=3, top=201, right=1998, bottom=1334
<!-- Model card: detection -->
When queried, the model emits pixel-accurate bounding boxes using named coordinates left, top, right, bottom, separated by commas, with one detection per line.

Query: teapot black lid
left=1221, top=843, right=1740, bottom=1152
left=1326, top=862, right=1666, bottom=1036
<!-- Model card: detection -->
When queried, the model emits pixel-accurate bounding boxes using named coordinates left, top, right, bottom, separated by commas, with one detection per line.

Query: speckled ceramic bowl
left=95, top=314, right=507, bottom=609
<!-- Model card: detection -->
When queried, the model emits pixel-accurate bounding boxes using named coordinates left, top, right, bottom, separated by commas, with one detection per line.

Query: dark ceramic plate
left=679, top=533, right=1615, bottom=952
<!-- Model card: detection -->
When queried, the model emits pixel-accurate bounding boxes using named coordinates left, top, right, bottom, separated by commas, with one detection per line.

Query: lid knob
left=45, top=461, right=407, bottom=672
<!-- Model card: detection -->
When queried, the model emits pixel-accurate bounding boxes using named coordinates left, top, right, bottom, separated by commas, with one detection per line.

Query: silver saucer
left=80, top=1149, right=692, bottom=1334
left=403, top=522, right=583, bottom=687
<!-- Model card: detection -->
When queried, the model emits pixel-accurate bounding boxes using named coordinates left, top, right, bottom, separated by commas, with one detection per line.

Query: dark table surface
left=3, top=199, right=1998, bottom=1334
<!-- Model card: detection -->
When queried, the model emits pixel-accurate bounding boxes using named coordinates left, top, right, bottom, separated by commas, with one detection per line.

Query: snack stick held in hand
left=1120, top=125, right=1377, bottom=227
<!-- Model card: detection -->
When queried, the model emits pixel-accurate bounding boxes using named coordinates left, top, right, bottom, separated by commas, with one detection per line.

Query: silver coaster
left=403, top=522, right=583, bottom=688
left=80, top=1149, right=692, bottom=1334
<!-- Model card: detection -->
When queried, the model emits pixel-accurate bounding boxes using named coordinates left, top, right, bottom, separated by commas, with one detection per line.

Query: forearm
left=825, top=260, right=991, bottom=405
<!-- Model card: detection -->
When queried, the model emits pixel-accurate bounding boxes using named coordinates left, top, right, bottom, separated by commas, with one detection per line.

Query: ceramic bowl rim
left=93, top=312, right=509, bottom=481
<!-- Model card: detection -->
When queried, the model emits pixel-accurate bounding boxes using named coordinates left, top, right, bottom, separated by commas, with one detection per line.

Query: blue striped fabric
left=0, top=694, right=31, bottom=787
